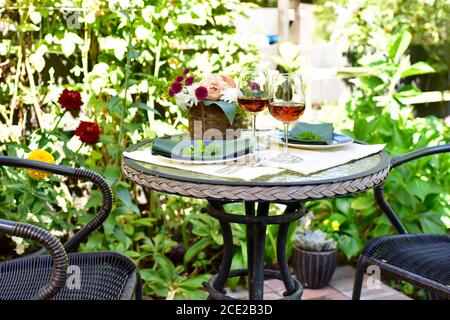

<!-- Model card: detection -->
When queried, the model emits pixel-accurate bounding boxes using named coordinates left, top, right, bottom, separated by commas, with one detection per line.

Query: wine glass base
left=269, top=151, right=303, bottom=164
left=254, top=143, right=268, bottom=151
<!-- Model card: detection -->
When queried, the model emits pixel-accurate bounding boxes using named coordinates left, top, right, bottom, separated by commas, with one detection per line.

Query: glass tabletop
left=122, top=136, right=391, bottom=187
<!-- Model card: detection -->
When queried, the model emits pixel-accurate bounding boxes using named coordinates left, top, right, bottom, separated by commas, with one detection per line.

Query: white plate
left=156, top=139, right=252, bottom=164
left=271, top=133, right=354, bottom=150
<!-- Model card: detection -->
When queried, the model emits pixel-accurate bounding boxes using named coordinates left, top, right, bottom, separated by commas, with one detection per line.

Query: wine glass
left=268, top=73, right=306, bottom=163
left=237, top=68, right=269, bottom=150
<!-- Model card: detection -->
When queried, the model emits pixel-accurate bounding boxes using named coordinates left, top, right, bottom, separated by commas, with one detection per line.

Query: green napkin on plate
left=152, top=137, right=253, bottom=161
left=287, top=122, right=334, bottom=145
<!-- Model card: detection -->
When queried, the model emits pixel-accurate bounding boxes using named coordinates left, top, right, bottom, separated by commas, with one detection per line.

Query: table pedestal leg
left=277, top=203, right=302, bottom=295
left=248, top=202, right=269, bottom=300
left=245, top=202, right=255, bottom=297
left=203, top=200, right=305, bottom=300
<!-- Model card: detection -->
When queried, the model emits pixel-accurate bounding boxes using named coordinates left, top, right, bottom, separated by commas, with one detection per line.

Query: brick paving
left=226, top=265, right=411, bottom=300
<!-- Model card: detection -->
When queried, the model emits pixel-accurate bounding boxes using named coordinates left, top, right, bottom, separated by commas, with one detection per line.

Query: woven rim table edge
left=122, top=137, right=390, bottom=187
left=122, top=162, right=390, bottom=201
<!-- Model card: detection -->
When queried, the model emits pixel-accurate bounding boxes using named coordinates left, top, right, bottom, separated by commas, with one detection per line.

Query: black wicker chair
left=0, top=156, right=142, bottom=300
left=352, top=144, right=450, bottom=300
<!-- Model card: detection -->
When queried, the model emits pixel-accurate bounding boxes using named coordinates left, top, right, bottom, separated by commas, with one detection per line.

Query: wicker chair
left=352, top=144, right=450, bottom=300
left=0, top=156, right=142, bottom=300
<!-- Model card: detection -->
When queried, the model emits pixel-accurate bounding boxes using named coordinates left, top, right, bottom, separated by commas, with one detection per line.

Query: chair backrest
left=0, top=156, right=113, bottom=252
left=374, top=144, right=450, bottom=234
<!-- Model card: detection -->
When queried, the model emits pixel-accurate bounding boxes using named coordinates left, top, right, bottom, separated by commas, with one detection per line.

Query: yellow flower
left=322, top=219, right=329, bottom=226
left=26, top=150, right=55, bottom=180
left=331, top=220, right=340, bottom=231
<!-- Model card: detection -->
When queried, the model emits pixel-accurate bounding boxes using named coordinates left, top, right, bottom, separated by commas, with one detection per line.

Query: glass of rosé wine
left=237, top=68, right=270, bottom=150
left=268, top=73, right=306, bottom=163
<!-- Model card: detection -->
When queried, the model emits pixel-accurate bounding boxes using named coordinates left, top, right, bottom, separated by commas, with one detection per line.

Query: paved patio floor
left=227, top=265, right=411, bottom=300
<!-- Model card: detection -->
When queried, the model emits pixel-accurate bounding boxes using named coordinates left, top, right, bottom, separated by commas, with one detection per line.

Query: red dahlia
left=58, top=89, right=83, bottom=111
left=75, top=121, right=100, bottom=145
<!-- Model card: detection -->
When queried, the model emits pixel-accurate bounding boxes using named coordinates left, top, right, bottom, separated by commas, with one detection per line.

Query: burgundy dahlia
left=58, top=89, right=83, bottom=111
left=175, top=75, right=184, bottom=83
left=195, top=86, right=208, bottom=101
left=74, top=121, right=100, bottom=145
left=185, top=76, right=195, bottom=86
left=170, top=81, right=183, bottom=94
left=183, top=68, right=190, bottom=75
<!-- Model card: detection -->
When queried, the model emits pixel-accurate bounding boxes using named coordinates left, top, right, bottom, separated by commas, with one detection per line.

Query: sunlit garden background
left=0, top=0, right=449, bottom=299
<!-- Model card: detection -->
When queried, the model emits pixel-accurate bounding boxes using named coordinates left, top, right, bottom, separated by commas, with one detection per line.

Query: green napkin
left=152, top=137, right=253, bottom=161
left=287, top=122, right=334, bottom=145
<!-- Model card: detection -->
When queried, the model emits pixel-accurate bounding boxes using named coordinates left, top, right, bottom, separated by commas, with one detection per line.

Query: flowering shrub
left=0, top=0, right=259, bottom=300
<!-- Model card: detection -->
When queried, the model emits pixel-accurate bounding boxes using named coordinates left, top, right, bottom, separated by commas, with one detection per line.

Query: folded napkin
left=287, top=122, right=334, bottom=145
left=152, top=137, right=253, bottom=161
left=261, top=142, right=386, bottom=175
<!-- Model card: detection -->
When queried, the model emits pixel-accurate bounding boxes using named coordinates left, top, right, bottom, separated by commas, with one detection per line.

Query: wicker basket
left=188, top=101, right=245, bottom=140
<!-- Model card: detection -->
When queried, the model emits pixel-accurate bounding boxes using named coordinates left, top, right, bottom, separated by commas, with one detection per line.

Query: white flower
left=221, top=88, right=241, bottom=104
left=175, top=84, right=200, bottom=109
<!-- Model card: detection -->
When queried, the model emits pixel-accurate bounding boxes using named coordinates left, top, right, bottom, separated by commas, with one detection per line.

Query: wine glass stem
left=283, top=122, right=289, bottom=154
left=252, top=113, right=257, bottom=139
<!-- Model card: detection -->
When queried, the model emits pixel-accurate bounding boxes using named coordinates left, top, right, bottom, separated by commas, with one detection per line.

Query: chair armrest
left=0, top=156, right=113, bottom=252
left=0, top=218, right=68, bottom=300
left=390, top=144, right=450, bottom=169
left=376, top=144, right=450, bottom=234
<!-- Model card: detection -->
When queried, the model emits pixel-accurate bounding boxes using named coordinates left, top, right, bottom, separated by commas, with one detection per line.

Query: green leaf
left=140, top=268, right=164, bottom=282
left=335, top=198, right=352, bottom=215
left=115, top=185, right=140, bottom=213
left=228, top=251, right=245, bottom=291
left=419, top=216, right=446, bottom=234
left=131, top=218, right=156, bottom=227
left=180, top=274, right=210, bottom=289
left=407, top=179, right=440, bottom=202
left=338, top=235, right=362, bottom=260
left=183, top=238, right=211, bottom=266
left=18, top=203, right=29, bottom=216
left=155, top=254, right=176, bottom=280
left=129, top=102, right=161, bottom=115
left=351, top=195, right=375, bottom=211
left=113, top=227, right=133, bottom=249
left=389, top=30, right=412, bottom=63
left=84, top=232, right=104, bottom=251
left=85, top=189, right=103, bottom=208
left=104, top=166, right=121, bottom=185
left=401, top=62, right=435, bottom=78
left=203, top=100, right=237, bottom=125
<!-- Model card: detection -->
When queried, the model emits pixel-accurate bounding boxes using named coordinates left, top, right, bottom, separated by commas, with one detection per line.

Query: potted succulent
left=293, top=229, right=337, bottom=289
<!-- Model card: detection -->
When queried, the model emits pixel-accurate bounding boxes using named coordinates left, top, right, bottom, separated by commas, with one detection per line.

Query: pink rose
left=219, top=74, right=236, bottom=88
left=200, top=74, right=236, bottom=100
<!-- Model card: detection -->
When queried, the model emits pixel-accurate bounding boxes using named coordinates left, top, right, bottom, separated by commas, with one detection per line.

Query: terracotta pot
left=293, top=247, right=337, bottom=289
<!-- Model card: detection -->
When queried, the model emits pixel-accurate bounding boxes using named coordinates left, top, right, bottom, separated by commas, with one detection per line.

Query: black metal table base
left=202, top=201, right=306, bottom=300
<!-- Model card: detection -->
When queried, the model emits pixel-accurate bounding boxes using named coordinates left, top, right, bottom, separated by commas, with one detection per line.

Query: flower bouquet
left=169, top=68, right=245, bottom=140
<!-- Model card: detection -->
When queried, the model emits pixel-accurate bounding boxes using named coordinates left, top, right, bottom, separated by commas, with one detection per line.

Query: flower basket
left=188, top=101, right=244, bottom=140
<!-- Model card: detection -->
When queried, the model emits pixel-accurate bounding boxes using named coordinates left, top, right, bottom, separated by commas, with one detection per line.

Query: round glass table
left=122, top=138, right=391, bottom=300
